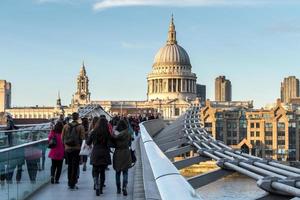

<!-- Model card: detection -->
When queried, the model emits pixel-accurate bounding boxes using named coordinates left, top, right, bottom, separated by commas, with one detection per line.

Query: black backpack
left=64, top=123, right=80, bottom=147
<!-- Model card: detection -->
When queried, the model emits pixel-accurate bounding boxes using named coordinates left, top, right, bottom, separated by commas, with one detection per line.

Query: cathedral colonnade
left=148, top=78, right=197, bottom=94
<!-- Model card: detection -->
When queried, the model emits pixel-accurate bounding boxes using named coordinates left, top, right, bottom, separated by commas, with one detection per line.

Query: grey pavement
left=29, top=164, right=135, bottom=200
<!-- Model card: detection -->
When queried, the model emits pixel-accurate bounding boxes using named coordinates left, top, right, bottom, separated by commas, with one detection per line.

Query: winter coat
left=113, top=129, right=132, bottom=172
left=86, top=130, right=111, bottom=166
left=61, top=121, right=85, bottom=151
left=48, top=130, right=64, bottom=160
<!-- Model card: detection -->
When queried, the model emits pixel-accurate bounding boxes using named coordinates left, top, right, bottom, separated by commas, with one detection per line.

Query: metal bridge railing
left=184, top=106, right=300, bottom=197
left=140, top=121, right=203, bottom=200
left=0, top=136, right=56, bottom=200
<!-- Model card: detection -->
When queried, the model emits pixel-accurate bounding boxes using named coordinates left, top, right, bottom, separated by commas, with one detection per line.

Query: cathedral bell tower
left=72, top=62, right=91, bottom=106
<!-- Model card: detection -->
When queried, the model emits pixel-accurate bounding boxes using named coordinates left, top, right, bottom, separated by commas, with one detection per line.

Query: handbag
left=79, top=140, right=92, bottom=156
left=48, top=134, right=57, bottom=149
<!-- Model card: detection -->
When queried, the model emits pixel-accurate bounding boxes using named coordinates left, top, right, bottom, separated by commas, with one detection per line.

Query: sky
left=1, top=0, right=300, bottom=108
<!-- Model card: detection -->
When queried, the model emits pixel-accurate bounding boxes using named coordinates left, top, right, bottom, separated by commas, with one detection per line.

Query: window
left=265, top=140, right=272, bottom=145
left=175, top=108, right=180, bottom=116
left=278, top=122, right=285, bottom=128
left=289, top=122, right=296, bottom=128
left=265, top=123, right=273, bottom=128
left=227, top=123, right=231, bottom=128
left=250, top=131, right=254, bottom=137
left=265, top=131, right=272, bottom=136
left=256, top=131, right=260, bottom=137
left=232, top=131, right=237, bottom=137
left=278, top=140, right=285, bottom=145
left=232, top=123, right=237, bottom=129
left=278, top=132, right=285, bottom=137
left=205, top=123, right=212, bottom=128
left=256, top=123, right=260, bottom=128
left=250, top=123, right=255, bottom=128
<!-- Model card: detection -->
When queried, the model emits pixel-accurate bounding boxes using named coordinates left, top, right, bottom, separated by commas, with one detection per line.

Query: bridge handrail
left=140, top=121, right=202, bottom=200
left=0, top=138, right=48, bottom=153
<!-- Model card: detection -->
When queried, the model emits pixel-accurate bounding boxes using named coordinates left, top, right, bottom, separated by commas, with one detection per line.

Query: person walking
left=112, top=119, right=132, bottom=196
left=86, top=118, right=111, bottom=196
left=48, top=121, right=64, bottom=184
left=81, top=117, right=89, bottom=172
left=89, top=116, right=99, bottom=132
left=62, top=112, right=85, bottom=190
left=5, top=114, right=18, bottom=147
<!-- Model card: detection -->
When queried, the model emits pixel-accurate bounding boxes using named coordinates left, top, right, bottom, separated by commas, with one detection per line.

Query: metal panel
left=174, top=156, right=211, bottom=170
left=159, top=138, right=188, bottom=152
left=187, top=168, right=233, bottom=189
left=165, top=145, right=194, bottom=159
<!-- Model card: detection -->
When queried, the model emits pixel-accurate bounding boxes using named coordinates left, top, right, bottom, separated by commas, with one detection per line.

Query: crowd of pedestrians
left=48, top=112, right=145, bottom=197
left=0, top=111, right=157, bottom=196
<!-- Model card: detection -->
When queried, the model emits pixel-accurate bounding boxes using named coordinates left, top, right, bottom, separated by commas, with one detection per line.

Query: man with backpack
left=62, top=112, right=85, bottom=190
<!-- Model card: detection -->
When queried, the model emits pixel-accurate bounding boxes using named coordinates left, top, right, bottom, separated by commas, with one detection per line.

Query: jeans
left=115, top=170, right=128, bottom=188
left=92, top=165, right=106, bottom=187
left=65, top=150, right=80, bottom=187
left=51, top=159, right=63, bottom=181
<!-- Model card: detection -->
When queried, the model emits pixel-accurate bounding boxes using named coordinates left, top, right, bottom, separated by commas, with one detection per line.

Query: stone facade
left=200, top=99, right=300, bottom=161
left=200, top=100, right=252, bottom=145
left=72, top=62, right=91, bottom=106
left=281, top=76, right=299, bottom=104
left=246, top=100, right=300, bottom=161
left=215, top=76, right=232, bottom=101
left=0, top=80, right=11, bottom=112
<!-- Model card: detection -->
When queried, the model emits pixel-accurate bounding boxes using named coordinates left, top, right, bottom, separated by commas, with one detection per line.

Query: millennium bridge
left=1, top=104, right=300, bottom=200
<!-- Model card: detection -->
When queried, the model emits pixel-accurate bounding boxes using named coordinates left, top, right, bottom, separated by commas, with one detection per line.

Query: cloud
left=93, top=0, right=292, bottom=11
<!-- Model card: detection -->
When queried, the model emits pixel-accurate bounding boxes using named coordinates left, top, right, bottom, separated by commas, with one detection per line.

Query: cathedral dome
left=147, top=16, right=197, bottom=102
left=153, top=44, right=191, bottom=67
left=153, top=15, right=191, bottom=68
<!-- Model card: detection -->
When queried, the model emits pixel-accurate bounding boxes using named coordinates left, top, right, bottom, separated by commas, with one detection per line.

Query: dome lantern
left=167, top=14, right=177, bottom=45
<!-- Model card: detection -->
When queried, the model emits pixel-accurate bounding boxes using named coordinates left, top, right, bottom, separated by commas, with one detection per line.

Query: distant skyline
left=1, top=0, right=300, bottom=108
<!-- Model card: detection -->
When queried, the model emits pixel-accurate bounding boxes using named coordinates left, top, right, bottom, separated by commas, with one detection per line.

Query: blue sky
left=1, top=0, right=300, bottom=108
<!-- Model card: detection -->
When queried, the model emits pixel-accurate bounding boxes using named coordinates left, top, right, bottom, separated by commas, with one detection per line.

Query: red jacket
left=48, top=130, right=64, bottom=160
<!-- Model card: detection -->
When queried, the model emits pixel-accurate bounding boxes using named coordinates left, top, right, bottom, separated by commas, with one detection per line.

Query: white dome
left=153, top=44, right=191, bottom=67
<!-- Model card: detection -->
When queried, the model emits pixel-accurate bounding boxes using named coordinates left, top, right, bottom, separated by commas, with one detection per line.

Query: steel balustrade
left=183, top=106, right=300, bottom=197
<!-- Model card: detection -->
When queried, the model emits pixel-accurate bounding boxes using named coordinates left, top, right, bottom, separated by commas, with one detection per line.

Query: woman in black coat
left=86, top=118, right=111, bottom=196
left=112, top=119, right=132, bottom=196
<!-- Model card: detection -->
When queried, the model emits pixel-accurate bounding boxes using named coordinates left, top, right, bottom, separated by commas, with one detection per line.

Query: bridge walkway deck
left=29, top=163, right=135, bottom=200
